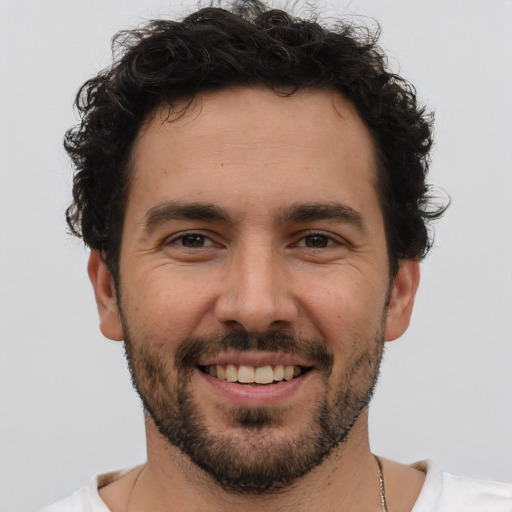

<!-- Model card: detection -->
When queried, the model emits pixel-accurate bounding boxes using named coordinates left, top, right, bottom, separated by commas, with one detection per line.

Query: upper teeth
left=205, top=364, right=301, bottom=384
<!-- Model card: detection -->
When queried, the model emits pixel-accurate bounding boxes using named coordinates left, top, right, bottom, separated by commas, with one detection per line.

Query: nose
left=214, top=242, right=299, bottom=333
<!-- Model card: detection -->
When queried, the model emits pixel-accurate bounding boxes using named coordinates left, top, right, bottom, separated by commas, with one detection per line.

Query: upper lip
left=197, top=351, right=313, bottom=368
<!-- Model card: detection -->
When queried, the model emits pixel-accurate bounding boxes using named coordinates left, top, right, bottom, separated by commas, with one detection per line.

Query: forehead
left=128, top=87, right=380, bottom=224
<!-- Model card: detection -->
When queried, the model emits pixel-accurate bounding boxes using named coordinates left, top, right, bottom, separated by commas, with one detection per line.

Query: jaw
left=124, top=325, right=384, bottom=497
left=141, top=402, right=374, bottom=504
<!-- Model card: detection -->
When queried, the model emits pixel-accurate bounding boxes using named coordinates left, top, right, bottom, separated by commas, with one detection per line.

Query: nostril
left=223, top=320, right=248, bottom=332
left=221, top=318, right=294, bottom=334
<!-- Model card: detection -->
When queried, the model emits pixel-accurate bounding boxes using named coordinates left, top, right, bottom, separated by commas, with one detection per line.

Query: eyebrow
left=144, top=201, right=233, bottom=232
left=143, top=200, right=365, bottom=233
left=278, top=202, right=365, bottom=230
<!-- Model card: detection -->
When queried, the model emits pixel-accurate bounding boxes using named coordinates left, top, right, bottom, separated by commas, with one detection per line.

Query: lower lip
left=196, top=369, right=311, bottom=407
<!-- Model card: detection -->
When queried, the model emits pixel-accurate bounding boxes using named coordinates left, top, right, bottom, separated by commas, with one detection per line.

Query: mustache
left=174, top=331, right=334, bottom=374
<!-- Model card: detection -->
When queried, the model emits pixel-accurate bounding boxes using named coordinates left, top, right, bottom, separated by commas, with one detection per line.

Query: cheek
left=297, top=267, right=388, bottom=344
left=121, top=268, right=218, bottom=341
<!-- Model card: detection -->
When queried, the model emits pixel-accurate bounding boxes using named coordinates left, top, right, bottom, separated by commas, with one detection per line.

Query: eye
left=170, top=233, right=214, bottom=248
left=296, top=233, right=336, bottom=248
left=303, top=234, right=330, bottom=248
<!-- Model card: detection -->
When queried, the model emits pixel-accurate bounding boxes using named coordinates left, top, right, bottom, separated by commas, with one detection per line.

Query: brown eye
left=175, top=234, right=210, bottom=248
left=304, top=234, right=330, bottom=248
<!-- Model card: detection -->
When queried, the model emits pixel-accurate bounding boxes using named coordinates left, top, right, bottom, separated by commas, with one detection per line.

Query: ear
left=87, top=250, right=124, bottom=341
left=384, top=259, right=420, bottom=341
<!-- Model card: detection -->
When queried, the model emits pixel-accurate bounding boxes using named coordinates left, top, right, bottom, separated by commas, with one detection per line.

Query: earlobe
left=87, top=250, right=124, bottom=341
left=384, top=259, right=420, bottom=341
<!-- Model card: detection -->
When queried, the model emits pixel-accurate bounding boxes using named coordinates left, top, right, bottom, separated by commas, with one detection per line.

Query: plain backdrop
left=0, top=0, right=511, bottom=510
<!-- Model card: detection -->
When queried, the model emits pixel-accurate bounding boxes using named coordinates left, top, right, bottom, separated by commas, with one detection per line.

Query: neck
left=126, top=410, right=384, bottom=512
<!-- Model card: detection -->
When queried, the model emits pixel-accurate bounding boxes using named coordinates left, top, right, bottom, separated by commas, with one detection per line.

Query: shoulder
left=412, top=460, right=512, bottom=512
left=39, top=467, right=137, bottom=512
left=39, top=482, right=103, bottom=512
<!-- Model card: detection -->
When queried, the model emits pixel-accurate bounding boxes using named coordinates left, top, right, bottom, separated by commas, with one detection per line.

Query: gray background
left=0, top=0, right=511, bottom=510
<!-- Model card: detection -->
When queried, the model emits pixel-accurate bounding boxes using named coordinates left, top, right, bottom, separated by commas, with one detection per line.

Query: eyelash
left=167, top=231, right=342, bottom=249
left=168, top=232, right=216, bottom=248
left=294, top=231, right=341, bottom=249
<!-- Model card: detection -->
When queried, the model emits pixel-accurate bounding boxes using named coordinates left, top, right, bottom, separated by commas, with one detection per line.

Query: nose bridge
left=215, top=236, right=297, bottom=332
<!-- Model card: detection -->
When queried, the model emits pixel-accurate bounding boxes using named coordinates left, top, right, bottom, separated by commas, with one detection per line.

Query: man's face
left=90, top=87, right=418, bottom=493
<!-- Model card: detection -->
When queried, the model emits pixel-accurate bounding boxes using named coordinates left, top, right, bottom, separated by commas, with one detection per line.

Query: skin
left=88, top=87, right=424, bottom=511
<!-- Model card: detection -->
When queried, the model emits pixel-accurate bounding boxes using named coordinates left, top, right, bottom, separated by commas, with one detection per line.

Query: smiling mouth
left=198, top=364, right=312, bottom=385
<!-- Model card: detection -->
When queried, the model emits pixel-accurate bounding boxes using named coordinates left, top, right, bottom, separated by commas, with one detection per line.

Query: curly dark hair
left=65, top=0, right=446, bottom=278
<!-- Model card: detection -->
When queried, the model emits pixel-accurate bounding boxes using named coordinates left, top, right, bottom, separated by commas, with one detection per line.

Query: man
left=42, top=1, right=511, bottom=510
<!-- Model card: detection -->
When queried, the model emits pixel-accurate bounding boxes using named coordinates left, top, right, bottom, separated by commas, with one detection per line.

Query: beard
left=123, top=327, right=385, bottom=494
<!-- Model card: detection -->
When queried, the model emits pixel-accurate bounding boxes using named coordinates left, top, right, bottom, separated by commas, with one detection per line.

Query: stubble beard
left=123, top=327, right=385, bottom=495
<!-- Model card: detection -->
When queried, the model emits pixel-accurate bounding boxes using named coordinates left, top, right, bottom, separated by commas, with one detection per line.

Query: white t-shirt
left=41, top=461, right=512, bottom=511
